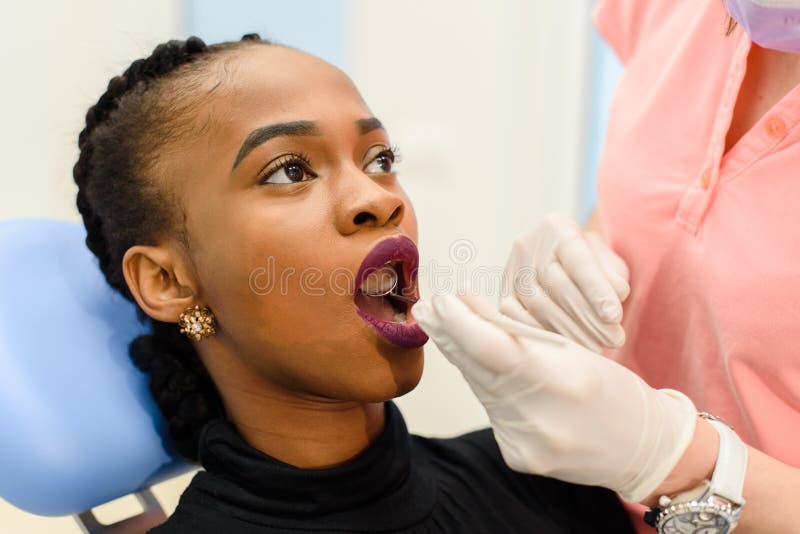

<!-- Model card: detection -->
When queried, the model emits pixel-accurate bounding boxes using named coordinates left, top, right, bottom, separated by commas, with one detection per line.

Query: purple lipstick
left=354, top=235, right=428, bottom=348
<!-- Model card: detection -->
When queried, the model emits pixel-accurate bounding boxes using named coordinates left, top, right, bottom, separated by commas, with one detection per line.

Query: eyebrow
left=356, top=117, right=385, bottom=135
left=231, top=117, right=387, bottom=172
left=232, top=121, right=320, bottom=170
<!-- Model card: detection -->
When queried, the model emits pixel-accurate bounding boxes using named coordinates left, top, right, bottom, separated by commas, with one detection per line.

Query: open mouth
left=355, top=260, right=415, bottom=322
left=354, top=236, right=428, bottom=348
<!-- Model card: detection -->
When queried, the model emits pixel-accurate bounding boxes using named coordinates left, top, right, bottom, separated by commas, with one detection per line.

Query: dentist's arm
left=415, top=293, right=696, bottom=503
left=649, top=417, right=800, bottom=534
left=415, top=294, right=800, bottom=532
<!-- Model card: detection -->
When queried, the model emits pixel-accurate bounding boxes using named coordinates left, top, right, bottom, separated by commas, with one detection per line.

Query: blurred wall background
left=0, top=0, right=619, bottom=531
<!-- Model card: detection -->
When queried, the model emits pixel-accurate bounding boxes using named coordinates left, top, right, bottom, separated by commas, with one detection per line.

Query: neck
left=725, top=43, right=800, bottom=151
left=224, top=389, right=386, bottom=469
left=196, top=341, right=386, bottom=469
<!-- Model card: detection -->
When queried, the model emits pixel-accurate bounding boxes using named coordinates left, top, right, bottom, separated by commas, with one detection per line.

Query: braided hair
left=73, top=33, right=267, bottom=461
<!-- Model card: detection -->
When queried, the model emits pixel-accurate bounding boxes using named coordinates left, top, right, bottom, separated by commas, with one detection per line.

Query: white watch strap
left=705, top=417, right=748, bottom=505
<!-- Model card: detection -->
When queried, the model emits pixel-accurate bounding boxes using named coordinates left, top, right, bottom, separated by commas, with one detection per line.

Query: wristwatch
left=645, top=412, right=748, bottom=534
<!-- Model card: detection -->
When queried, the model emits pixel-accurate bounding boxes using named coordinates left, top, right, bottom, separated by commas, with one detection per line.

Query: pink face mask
left=724, top=0, right=800, bottom=53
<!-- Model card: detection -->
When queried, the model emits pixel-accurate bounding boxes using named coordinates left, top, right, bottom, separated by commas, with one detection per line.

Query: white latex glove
left=414, top=293, right=697, bottom=503
left=501, top=213, right=630, bottom=352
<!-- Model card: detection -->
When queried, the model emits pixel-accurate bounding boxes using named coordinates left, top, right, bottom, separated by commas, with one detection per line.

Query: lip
left=354, top=235, right=428, bottom=348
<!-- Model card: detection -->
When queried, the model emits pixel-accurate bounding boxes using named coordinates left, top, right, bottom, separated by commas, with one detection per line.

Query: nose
left=333, top=168, right=405, bottom=235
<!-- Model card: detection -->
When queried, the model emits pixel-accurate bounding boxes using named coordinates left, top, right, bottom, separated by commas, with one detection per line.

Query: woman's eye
left=260, top=158, right=316, bottom=185
left=364, top=149, right=396, bottom=175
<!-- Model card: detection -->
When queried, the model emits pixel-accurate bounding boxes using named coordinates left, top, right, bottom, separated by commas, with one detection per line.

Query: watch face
left=660, top=511, right=731, bottom=534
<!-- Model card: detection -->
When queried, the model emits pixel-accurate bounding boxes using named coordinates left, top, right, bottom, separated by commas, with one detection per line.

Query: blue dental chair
left=0, top=219, right=195, bottom=532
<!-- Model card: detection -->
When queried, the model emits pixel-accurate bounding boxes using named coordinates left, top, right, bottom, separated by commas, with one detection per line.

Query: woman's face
left=163, top=45, right=427, bottom=404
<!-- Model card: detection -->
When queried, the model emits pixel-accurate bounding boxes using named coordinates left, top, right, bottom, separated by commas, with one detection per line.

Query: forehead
left=162, top=45, right=379, bottom=233
left=206, top=45, right=370, bottom=129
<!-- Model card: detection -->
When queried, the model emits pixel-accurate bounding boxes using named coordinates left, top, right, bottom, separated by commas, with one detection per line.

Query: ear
left=121, top=243, right=200, bottom=323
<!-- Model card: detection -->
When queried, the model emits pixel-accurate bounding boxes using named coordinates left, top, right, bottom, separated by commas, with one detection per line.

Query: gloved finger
left=412, top=299, right=470, bottom=367
left=504, top=270, right=551, bottom=326
left=420, top=294, right=525, bottom=375
left=413, top=297, right=479, bottom=370
left=458, top=290, right=501, bottom=317
left=503, top=251, right=537, bottom=304
left=555, top=234, right=624, bottom=323
left=540, top=262, right=626, bottom=349
left=448, top=293, right=569, bottom=397
left=498, top=295, right=544, bottom=328
left=513, top=284, right=603, bottom=352
left=501, top=274, right=606, bottom=350
left=585, top=231, right=630, bottom=301
left=499, top=277, right=607, bottom=350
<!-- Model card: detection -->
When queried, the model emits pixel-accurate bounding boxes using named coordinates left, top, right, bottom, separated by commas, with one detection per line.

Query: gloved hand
left=414, top=293, right=697, bottom=503
left=501, top=213, right=630, bottom=352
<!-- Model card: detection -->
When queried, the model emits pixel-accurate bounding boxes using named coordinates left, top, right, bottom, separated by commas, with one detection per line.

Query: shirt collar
left=194, top=400, right=437, bottom=527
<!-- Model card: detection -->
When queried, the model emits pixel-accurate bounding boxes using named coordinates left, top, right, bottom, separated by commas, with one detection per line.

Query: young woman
left=73, top=34, right=635, bottom=533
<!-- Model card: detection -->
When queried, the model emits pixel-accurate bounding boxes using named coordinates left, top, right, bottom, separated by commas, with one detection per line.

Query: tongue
left=355, top=292, right=399, bottom=322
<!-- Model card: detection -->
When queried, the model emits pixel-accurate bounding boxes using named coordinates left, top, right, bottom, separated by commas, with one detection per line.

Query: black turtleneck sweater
left=149, top=401, right=635, bottom=533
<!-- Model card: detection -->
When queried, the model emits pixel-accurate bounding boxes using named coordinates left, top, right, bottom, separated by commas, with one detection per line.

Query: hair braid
left=73, top=34, right=268, bottom=461
left=130, top=318, right=225, bottom=459
left=73, top=36, right=210, bottom=298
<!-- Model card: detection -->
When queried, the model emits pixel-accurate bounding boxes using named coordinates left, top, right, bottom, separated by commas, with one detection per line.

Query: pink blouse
left=594, top=0, right=800, bottom=528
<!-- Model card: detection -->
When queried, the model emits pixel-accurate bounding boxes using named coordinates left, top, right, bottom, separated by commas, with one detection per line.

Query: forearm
left=645, top=417, right=800, bottom=532
left=735, top=445, right=800, bottom=533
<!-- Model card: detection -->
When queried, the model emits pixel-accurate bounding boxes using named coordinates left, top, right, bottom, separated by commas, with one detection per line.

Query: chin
left=358, top=345, right=425, bottom=402
left=388, top=346, right=425, bottom=397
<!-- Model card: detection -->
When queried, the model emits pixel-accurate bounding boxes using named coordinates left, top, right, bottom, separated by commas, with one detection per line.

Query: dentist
left=415, top=1, right=800, bottom=533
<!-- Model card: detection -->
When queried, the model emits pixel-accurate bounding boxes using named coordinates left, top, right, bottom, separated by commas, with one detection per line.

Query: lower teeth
left=394, top=311, right=407, bottom=323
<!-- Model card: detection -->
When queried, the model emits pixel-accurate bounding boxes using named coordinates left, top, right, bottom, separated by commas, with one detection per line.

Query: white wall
left=0, top=0, right=184, bottom=223
left=0, top=1, right=594, bottom=531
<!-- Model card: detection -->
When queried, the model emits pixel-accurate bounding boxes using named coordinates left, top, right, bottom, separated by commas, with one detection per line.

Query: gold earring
left=178, top=304, right=216, bottom=341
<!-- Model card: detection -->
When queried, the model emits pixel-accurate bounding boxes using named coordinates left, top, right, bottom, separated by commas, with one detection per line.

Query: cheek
left=217, top=242, right=353, bottom=334
left=198, top=228, right=356, bottom=351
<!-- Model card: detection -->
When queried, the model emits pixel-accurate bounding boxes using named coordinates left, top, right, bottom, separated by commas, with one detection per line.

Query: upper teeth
left=361, top=264, right=399, bottom=296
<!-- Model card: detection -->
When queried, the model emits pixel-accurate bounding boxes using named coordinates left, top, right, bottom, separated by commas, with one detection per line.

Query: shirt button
left=700, top=169, right=712, bottom=189
left=765, top=115, right=787, bottom=138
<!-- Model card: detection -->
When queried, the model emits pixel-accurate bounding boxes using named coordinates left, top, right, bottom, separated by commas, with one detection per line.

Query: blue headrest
left=0, top=219, right=194, bottom=516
